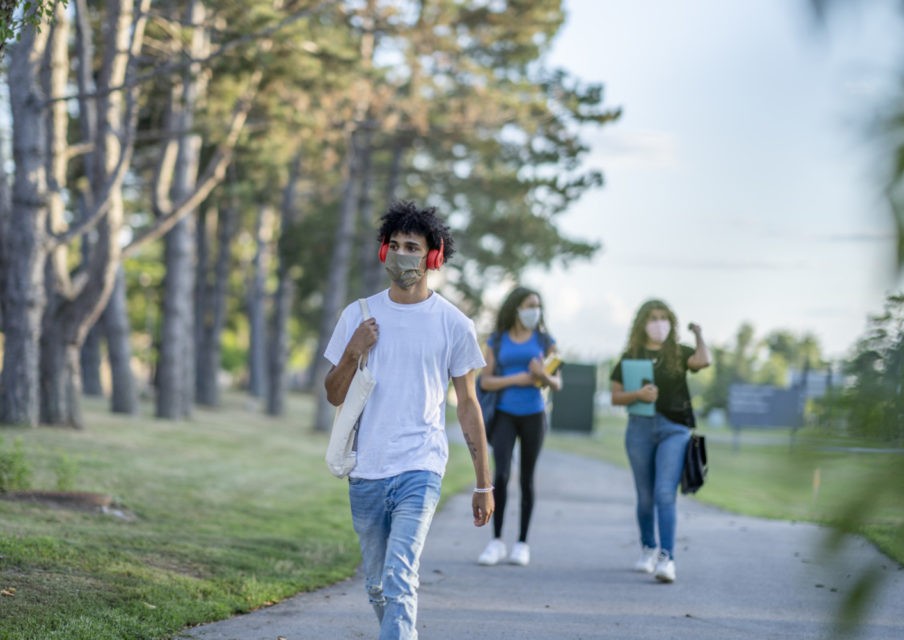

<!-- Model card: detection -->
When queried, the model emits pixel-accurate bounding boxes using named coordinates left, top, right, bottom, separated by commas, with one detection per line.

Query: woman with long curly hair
left=610, top=299, right=710, bottom=583
left=476, top=286, right=562, bottom=567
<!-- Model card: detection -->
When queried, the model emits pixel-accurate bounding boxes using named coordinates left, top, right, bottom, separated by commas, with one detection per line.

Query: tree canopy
left=0, top=0, right=620, bottom=427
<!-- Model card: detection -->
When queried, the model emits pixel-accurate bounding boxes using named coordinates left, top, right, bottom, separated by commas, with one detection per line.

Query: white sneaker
left=654, top=551, right=676, bottom=583
left=508, top=542, right=530, bottom=566
left=478, top=539, right=507, bottom=566
left=634, top=546, right=657, bottom=573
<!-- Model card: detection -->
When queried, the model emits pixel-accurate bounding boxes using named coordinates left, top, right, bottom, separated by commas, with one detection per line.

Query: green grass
left=0, top=393, right=476, bottom=640
left=6, top=398, right=899, bottom=638
left=547, top=415, right=904, bottom=564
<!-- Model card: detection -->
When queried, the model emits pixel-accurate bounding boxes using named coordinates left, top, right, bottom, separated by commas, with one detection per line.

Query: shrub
left=0, top=436, right=32, bottom=493
left=53, top=453, right=79, bottom=491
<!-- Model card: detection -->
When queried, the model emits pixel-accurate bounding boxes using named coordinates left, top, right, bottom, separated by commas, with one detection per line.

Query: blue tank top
left=491, top=331, right=551, bottom=416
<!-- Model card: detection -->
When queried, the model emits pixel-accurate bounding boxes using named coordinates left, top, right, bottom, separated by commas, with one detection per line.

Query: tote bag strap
left=358, top=298, right=372, bottom=369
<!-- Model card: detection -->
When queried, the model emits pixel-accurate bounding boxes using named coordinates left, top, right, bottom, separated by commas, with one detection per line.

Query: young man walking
left=324, top=200, right=494, bottom=640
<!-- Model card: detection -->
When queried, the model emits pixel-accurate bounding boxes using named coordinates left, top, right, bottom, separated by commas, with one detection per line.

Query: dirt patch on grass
left=1, top=491, right=136, bottom=520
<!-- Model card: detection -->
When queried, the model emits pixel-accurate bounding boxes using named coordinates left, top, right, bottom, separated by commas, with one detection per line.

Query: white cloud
left=526, top=271, right=635, bottom=362
left=588, top=129, right=679, bottom=170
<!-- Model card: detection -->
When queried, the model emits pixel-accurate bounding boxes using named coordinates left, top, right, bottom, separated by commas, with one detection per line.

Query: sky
left=511, top=0, right=904, bottom=363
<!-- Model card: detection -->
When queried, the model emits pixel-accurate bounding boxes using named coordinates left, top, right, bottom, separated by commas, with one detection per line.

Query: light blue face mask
left=518, top=307, right=541, bottom=330
left=384, top=252, right=425, bottom=289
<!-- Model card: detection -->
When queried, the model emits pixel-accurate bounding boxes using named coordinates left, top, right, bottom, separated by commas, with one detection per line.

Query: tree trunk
left=209, top=206, right=236, bottom=397
left=356, top=124, right=381, bottom=298
left=39, top=5, right=76, bottom=424
left=80, top=322, right=104, bottom=396
left=247, top=206, right=272, bottom=399
left=1, top=127, right=11, bottom=335
left=70, top=0, right=139, bottom=416
left=194, top=206, right=212, bottom=401
left=156, top=110, right=203, bottom=420
left=40, top=325, right=84, bottom=429
left=266, top=270, right=294, bottom=416
left=39, top=288, right=100, bottom=429
left=105, top=267, right=137, bottom=414
left=266, top=153, right=302, bottom=417
left=43, top=3, right=71, bottom=296
left=43, top=190, right=130, bottom=426
left=37, top=0, right=144, bottom=427
left=155, top=0, right=208, bottom=420
left=40, top=214, right=124, bottom=427
left=39, top=299, right=67, bottom=425
left=74, top=0, right=102, bottom=399
left=385, top=138, right=405, bottom=203
left=77, top=195, right=103, bottom=398
left=157, top=216, right=198, bottom=419
left=196, top=206, right=235, bottom=407
left=313, top=130, right=362, bottom=432
left=0, top=24, right=52, bottom=427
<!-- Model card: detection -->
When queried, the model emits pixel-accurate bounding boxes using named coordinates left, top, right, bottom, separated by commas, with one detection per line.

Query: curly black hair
left=377, top=200, right=456, bottom=262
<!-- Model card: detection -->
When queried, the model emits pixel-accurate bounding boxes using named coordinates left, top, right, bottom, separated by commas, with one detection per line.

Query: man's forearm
left=324, top=357, right=358, bottom=406
left=457, top=400, right=492, bottom=487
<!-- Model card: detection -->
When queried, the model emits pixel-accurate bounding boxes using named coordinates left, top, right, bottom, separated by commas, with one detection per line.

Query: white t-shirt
left=324, top=289, right=486, bottom=480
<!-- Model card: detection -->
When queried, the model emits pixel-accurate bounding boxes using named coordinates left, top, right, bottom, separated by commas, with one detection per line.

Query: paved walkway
left=178, top=448, right=903, bottom=640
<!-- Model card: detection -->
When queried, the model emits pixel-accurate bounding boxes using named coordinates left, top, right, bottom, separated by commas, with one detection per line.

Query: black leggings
left=489, top=409, right=546, bottom=542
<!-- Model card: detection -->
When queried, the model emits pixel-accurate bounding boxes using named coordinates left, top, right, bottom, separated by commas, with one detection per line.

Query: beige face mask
left=384, top=252, right=425, bottom=289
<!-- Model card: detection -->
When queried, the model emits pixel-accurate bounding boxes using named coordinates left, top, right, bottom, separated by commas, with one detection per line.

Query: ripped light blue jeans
left=349, top=470, right=442, bottom=640
left=624, top=413, right=691, bottom=559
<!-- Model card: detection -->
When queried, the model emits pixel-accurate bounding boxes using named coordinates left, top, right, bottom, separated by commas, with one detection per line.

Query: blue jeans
left=349, top=470, right=442, bottom=640
left=624, top=413, right=691, bottom=559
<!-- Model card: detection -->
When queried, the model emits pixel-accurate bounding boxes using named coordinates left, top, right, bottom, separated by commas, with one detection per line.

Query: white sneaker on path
left=654, top=551, right=676, bottom=583
left=478, top=539, right=507, bottom=566
left=508, top=542, right=530, bottom=566
left=634, top=546, right=657, bottom=574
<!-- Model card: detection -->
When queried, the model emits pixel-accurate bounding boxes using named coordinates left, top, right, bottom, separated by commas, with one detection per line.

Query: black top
left=610, top=344, right=697, bottom=427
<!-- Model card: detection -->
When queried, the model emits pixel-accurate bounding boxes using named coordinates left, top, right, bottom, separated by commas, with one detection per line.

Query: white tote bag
left=325, top=299, right=376, bottom=478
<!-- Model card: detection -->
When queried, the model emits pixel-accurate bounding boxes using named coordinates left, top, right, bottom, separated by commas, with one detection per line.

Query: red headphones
left=379, top=238, right=445, bottom=270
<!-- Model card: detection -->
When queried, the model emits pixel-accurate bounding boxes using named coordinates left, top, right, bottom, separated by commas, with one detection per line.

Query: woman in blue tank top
left=476, top=286, right=562, bottom=567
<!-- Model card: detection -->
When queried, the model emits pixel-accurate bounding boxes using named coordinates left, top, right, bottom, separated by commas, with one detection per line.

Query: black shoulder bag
left=680, top=433, right=707, bottom=495
left=475, top=333, right=501, bottom=441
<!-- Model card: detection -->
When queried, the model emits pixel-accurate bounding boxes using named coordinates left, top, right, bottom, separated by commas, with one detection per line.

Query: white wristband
left=473, top=486, right=494, bottom=494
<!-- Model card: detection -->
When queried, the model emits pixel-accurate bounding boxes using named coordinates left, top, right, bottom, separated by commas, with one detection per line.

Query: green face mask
left=384, top=252, right=425, bottom=289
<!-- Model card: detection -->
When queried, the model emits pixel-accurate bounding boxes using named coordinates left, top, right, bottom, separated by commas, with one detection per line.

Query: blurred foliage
left=52, top=453, right=78, bottom=492
left=820, top=292, right=904, bottom=443
left=0, top=436, right=31, bottom=492
left=822, top=452, right=903, bottom=637
left=693, top=291, right=904, bottom=446
left=810, top=0, right=904, bottom=270
left=695, top=323, right=826, bottom=413
left=0, top=1, right=68, bottom=55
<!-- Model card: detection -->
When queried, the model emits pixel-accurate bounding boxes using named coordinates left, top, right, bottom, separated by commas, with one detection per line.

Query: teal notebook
left=622, top=359, right=655, bottom=416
